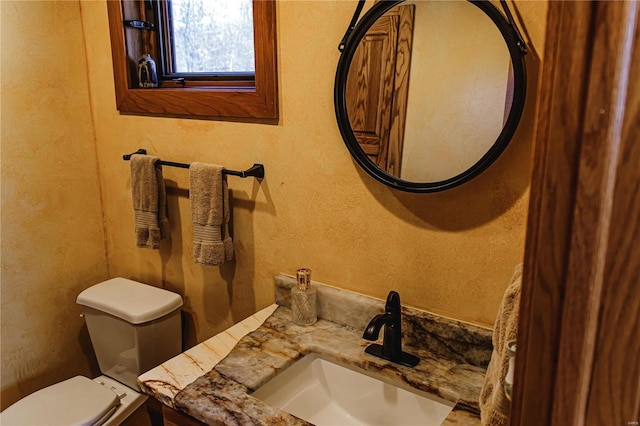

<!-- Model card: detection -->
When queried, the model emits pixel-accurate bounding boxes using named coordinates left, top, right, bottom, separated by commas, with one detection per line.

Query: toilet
left=1, top=277, right=183, bottom=426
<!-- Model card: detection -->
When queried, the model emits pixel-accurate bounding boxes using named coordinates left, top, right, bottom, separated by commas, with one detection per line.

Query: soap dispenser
left=291, top=268, right=317, bottom=326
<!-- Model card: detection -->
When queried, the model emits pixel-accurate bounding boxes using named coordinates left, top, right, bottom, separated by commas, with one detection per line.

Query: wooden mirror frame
left=334, top=0, right=527, bottom=193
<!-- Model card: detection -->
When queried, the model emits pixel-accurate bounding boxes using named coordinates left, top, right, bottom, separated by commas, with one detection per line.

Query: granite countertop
left=138, top=304, right=278, bottom=408
left=140, top=275, right=492, bottom=425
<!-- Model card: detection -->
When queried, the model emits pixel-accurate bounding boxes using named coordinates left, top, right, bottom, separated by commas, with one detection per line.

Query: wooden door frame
left=513, top=1, right=639, bottom=425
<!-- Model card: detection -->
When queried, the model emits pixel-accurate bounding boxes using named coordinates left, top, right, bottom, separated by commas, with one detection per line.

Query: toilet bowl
left=0, top=278, right=183, bottom=426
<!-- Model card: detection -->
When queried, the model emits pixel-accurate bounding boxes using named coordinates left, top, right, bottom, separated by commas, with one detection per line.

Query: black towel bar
left=122, top=149, right=264, bottom=179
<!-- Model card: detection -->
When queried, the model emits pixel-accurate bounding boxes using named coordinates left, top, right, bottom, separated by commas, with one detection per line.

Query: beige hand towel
left=479, top=263, right=523, bottom=426
left=130, top=154, right=170, bottom=249
left=190, top=162, right=233, bottom=266
left=222, top=179, right=234, bottom=261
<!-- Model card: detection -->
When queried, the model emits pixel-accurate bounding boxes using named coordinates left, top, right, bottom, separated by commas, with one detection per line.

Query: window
left=167, top=0, right=255, bottom=75
left=107, top=0, right=278, bottom=120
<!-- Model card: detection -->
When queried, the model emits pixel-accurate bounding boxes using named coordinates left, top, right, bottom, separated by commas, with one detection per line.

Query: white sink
left=252, top=354, right=455, bottom=425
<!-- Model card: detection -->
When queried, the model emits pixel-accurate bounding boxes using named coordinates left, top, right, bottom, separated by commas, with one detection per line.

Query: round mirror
left=335, top=0, right=527, bottom=193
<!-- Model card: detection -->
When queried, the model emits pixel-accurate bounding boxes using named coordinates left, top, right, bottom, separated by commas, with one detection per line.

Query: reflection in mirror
left=336, top=0, right=527, bottom=192
left=346, top=0, right=512, bottom=182
left=346, top=4, right=415, bottom=177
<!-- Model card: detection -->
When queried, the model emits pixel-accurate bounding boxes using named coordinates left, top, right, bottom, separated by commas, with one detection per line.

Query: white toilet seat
left=0, top=375, right=121, bottom=426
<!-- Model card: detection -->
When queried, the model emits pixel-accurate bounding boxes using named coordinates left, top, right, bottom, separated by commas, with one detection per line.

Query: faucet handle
left=363, top=290, right=420, bottom=367
left=385, top=291, right=401, bottom=313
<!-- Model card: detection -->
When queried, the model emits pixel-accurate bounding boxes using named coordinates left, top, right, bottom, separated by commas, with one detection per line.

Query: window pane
left=170, top=0, right=255, bottom=74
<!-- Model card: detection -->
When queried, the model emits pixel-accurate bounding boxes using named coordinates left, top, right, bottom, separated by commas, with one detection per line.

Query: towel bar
left=122, top=149, right=264, bottom=179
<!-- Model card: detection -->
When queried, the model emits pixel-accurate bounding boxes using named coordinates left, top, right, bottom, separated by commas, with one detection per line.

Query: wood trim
left=513, top=1, right=640, bottom=425
left=512, top=2, right=595, bottom=420
left=106, top=0, right=278, bottom=120
left=585, top=7, right=640, bottom=423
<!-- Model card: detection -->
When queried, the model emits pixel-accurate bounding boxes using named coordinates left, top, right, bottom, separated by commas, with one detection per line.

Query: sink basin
left=252, top=354, right=455, bottom=425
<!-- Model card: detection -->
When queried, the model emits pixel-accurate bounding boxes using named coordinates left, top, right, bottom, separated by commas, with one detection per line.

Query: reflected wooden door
left=346, top=5, right=414, bottom=176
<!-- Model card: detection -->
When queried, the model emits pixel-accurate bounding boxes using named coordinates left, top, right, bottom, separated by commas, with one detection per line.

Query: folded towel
left=130, top=154, right=170, bottom=249
left=189, top=162, right=233, bottom=265
left=479, top=263, right=523, bottom=426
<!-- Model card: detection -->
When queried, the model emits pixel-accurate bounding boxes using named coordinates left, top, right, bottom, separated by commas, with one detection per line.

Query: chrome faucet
left=362, top=291, right=419, bottom=367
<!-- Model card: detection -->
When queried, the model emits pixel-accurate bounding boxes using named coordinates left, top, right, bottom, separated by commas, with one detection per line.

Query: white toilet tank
left=77, top=277, right=183, bottom=390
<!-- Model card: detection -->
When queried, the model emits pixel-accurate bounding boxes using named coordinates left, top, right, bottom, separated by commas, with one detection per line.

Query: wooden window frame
left=106, top=0, right=278, bottom=121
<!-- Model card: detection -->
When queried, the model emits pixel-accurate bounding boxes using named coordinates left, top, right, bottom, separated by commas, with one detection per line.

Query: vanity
left=139, top=275, right=493, bottom=425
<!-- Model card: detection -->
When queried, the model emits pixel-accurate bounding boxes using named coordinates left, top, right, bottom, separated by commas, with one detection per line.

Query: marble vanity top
left=138, top=304, right=278, bottom=408
left=139, top=275, right=492, bottom=425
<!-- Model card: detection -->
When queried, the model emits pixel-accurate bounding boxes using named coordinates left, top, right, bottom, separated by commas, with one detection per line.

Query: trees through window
left=169, top=0, right=255, bottom=75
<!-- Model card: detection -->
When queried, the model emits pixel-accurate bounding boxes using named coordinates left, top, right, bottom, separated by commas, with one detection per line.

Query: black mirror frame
left=334, top=0, right=527, bottom=193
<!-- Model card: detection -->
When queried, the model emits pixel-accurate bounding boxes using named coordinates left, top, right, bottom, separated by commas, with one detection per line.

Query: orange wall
left=1, top=1, right=109, bottom=408
left=81, top=0, right=547, bottom=347
left=0, top=0, right=547, bottom=408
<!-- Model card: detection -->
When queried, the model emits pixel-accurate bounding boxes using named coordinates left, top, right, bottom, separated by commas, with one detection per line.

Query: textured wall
left=0, top=2, right=109, bottom=409
left=402, top=0, right=510, bottom=181
left=81, top=0, right=547, bottom=349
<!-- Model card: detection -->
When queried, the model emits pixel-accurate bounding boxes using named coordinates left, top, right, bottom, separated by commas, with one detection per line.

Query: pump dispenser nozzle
left=296, top=268, right=312, bottom=290
left=292, top=268, right=316, bottom=326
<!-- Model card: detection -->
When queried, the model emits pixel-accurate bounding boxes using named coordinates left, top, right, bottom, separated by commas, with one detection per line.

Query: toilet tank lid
left=77, top=277, right=183, bottom=324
